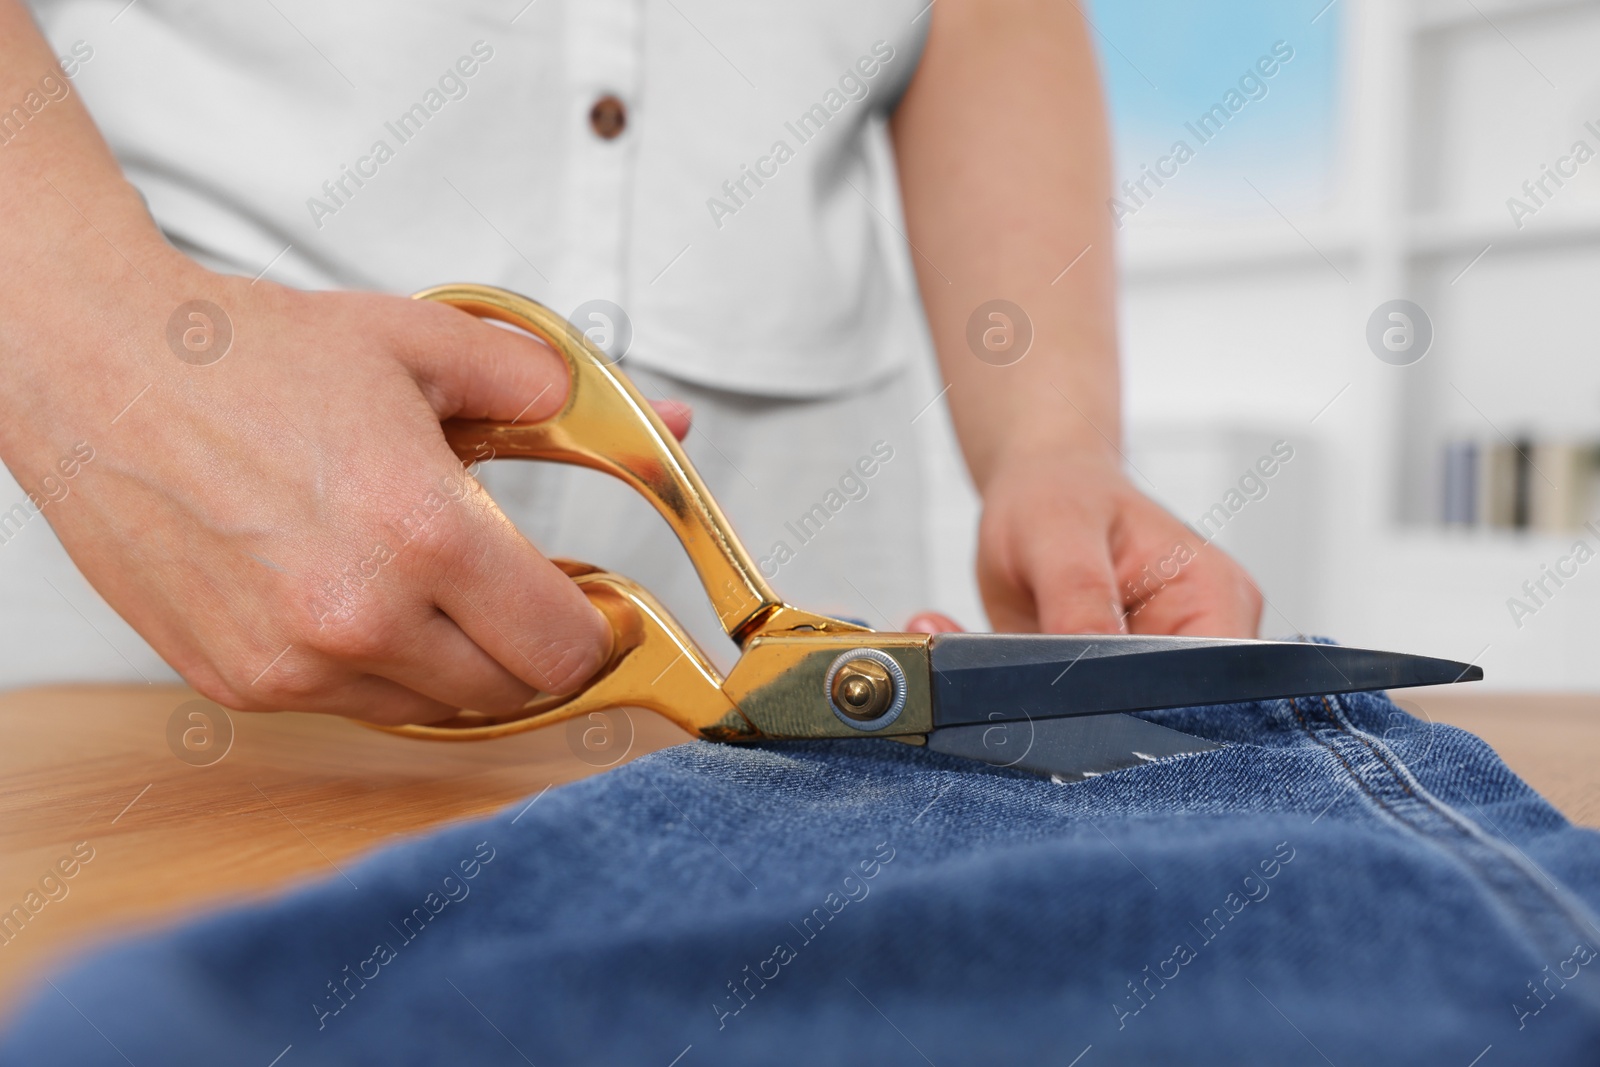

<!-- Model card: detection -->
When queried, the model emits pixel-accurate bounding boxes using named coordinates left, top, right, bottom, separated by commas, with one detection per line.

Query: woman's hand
left=892, top=0, right=1264, bottom=638
left=0, top=2, right=669, bottom=723
left=975, top=446, right=1261, bottom=637
left=2, top=256, right=653, bottom=724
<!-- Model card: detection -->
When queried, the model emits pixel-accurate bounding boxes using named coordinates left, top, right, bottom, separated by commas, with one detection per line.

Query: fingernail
left=904, top=612, right=963, bottom=634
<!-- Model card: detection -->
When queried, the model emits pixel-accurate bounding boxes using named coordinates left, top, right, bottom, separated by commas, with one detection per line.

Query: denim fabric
left=5, top=691, right=1600, bottom=1066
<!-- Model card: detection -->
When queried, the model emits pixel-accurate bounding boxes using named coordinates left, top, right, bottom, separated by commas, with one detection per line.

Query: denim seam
left=1317, top=695, right=1420, bottom=802
left=1327, top=696, right=1600, bottom=925
left=1284, top=696, right=1406, bottom=821
left=1297, top=694, right=1600, bottom=989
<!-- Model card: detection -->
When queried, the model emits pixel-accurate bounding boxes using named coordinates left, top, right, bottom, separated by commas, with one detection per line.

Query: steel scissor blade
left=929, top=633, right=1482, bottom=727
left=925, top=713, right=1220, bottom=781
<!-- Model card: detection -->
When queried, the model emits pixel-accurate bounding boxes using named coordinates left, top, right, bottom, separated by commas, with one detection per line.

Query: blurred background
left=920, top=0, right=1600, bottom=690
left=1082, top=0, right=1599, bottom=690
left=3, top=0, right=1595, bottom=692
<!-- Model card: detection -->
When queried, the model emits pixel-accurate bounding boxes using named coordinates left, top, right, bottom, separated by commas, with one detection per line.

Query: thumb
left=393, top=300, right=696, bottom=443
left=394, top=298, right=572, bottom=423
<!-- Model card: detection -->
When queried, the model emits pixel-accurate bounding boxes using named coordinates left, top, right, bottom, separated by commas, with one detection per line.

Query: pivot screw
left=830, top=658, right=895, bottom=721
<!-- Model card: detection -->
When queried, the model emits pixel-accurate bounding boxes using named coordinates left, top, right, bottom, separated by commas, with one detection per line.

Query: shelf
left=1119, top=220, right=1362, bottom=281
left=1407, top=208, right=1600, bottom=258
left=1392, top=524, right=1599, bottom=549
left=1413, top=0, right=1596, bottom=33
left=1115, top=208, right=1600, bottom=280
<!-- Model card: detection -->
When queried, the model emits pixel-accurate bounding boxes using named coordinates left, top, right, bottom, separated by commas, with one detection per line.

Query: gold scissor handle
left=417, top=283, right=856, bottom=646
left=379, top=561, right=758, bottom=742
left=372, top=284, right=866, bottom=743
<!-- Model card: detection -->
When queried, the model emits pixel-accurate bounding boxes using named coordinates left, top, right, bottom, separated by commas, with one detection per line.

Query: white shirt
left=27, top=0, right=933, bottom=396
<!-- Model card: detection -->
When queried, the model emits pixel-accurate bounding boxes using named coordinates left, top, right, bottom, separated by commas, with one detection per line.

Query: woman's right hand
left=2, top=255, right=630, bottom=724
left=0, top=0, right=702, bottom=723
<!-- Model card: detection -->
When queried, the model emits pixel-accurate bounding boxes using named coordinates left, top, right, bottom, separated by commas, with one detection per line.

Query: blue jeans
left=4, top=690, right=1599, bottom=1065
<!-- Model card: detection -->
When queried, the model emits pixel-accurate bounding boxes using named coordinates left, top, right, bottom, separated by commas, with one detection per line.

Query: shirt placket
left=556, top=0, right=643, bottom=318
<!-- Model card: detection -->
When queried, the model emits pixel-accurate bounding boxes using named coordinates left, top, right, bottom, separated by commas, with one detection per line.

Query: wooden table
left=0, top=685, right=692, bottom=1018
left=0, top=685, right=1595, bottom=1017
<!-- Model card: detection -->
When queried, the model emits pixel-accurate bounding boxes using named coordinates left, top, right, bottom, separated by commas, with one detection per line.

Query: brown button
left=589, top=95, right=627, bottom=140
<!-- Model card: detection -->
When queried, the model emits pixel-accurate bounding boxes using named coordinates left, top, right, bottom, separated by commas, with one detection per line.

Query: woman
left=0, top=0, right=1257, bottom=721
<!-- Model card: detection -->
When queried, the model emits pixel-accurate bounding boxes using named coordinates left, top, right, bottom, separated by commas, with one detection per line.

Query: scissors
left=375, top=283, right=1483, bottom=780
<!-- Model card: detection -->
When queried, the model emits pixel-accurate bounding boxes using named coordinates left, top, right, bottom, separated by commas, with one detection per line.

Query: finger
left=1027, top=548, right=1127, bottom=635
left=982, top=516, right=1126, bottom=634
left=331, top=674, right=462, bottom=726
left=272, top=669, right=460, bottom=726
left=904, top=611, right=964, bottom=634
left=429, top=480, right=612, bottom=695
left=1107, top=497, right=1262, bottom=638
left=1123, top=542, right=1262, bottom=638
left=650, top=399, right=692, bottom=441
left=356, top=611, right=544, bottom=713
left=393, top=299, right=570, bottom=423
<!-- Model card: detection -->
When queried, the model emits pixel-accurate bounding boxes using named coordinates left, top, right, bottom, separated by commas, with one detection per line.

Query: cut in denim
left=4, top=689, right=1598, bottom=1065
